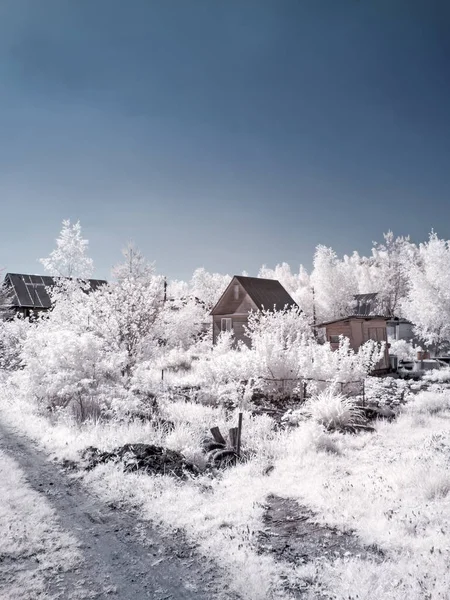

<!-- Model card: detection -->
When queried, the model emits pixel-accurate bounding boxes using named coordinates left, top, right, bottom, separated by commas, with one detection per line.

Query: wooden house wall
left=324, top=318, right=389, bottom=371
left=325, top=321, right=353, bottom=349
left=213, top=315, right=251, bottom=347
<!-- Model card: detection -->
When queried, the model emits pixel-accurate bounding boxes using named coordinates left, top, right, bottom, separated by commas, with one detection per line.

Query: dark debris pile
left=81, top=443, right=199, bottom=479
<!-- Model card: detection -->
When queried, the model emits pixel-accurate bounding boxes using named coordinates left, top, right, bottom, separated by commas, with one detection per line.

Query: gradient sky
left=1, top=0, right=450, bottom=281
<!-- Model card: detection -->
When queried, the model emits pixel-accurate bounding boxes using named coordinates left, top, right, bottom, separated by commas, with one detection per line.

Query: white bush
left=305, top=389, right=364, bottom=430
left=0, top=316, right=31, bottom=371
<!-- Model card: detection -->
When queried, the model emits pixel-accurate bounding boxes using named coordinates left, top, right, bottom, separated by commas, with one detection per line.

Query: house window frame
left=329, top=334, right=340, bottom=344
left=234, top=284, right=239, bottom=300
left=221, top=317, right=232, bottom=332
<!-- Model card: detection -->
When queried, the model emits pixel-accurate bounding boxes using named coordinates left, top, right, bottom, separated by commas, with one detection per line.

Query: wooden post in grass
left=229, top=428, right=238, bottom=452
left=236, top=412, right=243, bottom=457
left=210, top=426, right=227, bottom=445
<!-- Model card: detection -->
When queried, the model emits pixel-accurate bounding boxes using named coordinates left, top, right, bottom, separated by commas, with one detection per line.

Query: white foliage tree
left=40, top=219, right=94, bottom=278
left=401, top=232, right=450, bottom=354
left=89, top=244, right=164, bottom=380
left=368, top=231, right=416, bottom=316
left=310, top=245, right=358, bottom=322
left=189, top=268, right=230, bottom=310
left=18, top=281, right=123, bottom=418
left=245, top=306, right=313, bottom=397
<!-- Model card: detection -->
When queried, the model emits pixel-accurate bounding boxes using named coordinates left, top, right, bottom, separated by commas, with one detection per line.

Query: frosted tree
left=259, top=262, right=300, bottom=296
left=40, top=219, right=94, bottom=278
left=89, top=244, right=164, bottom=379
left=401, top=232, right=450, bottom=354
left=368, top=231, right=416, bottom=317
left=310, top=245, right=358, bottom=322
left=189, top=268, right=231, bottom=310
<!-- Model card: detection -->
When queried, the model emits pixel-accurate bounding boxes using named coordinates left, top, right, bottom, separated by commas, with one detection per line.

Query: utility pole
left=312, top=286, right=317, bottom=339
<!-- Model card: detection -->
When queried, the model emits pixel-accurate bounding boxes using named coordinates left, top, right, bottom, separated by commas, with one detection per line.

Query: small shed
left=3, top=273, right=107, bottom=318
left=210, top=275, right=297, bottom=347
left=315, top=315, right=390, bottom=372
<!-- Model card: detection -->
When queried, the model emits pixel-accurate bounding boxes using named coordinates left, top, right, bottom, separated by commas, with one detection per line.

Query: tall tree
left=401, top=232, right=450, bottom=354
left=89, top=244, right=164, bottom=379
left=369, top=231, right=416, bottom=317
left=40, top=219, right=94, bottom=278
left=189, top=268, right=230, bottom=310
left=310, top=245, right=358, bottom=322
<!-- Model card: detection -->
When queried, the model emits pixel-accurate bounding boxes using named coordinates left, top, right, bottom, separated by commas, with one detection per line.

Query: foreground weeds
left=2, top=378, right=450, bottom=599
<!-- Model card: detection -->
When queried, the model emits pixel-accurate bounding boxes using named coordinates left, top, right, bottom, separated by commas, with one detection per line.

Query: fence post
left=237, top=412, right=243, bottom=457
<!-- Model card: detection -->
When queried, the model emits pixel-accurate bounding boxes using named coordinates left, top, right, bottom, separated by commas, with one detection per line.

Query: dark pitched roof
left=4, top=273, right=107, bottom=309
left=211, top=275, right=297, bottom=315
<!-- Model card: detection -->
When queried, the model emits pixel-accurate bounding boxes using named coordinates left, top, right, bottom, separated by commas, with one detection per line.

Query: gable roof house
left=3, top=273, right=107, bottom=318
left=210, top=276, right=298, bottom=347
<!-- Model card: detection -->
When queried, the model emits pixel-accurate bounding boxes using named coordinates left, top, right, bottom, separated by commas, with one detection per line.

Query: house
left=353, top=292, right=420, bottom=346
left=3, top=273, right=107, bottom=318
left=210, top=275, right=297, bottom=347
left=315, top=315, right=390, bottom=372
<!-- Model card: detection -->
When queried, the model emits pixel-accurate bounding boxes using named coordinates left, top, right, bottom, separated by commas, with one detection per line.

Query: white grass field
left=2, top=374, right=450, bottom=599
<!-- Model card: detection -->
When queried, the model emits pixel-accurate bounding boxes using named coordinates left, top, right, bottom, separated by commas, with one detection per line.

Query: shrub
left=305, top=389, right=364, bottom=430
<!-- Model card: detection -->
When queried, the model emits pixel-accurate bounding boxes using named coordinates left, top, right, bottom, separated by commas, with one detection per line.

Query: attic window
left=234, top=284, right=239, bottom=300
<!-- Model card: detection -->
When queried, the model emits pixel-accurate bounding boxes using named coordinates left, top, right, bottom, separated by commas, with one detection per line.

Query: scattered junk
left=81, top=443, right=199, bottom=479
left=80, top=415, right=245, bottom=478
left=202, top=413, right=243, bottom=468
left=396, top=352, right=448, bottom=380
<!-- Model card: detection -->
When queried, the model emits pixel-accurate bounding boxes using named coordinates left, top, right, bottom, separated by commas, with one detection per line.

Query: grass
left=2, top=376, right=450, bottom=599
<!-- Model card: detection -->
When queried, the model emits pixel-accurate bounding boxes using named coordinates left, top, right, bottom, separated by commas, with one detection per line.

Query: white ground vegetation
left=2, top=377, right=450, bottom=600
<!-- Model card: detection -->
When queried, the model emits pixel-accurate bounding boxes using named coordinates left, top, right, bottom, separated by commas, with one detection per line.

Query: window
left=221, top=318, right=232, bottom=332
left=329, top=335, right=340, bottom=343
left=234, top=284, right=239, bottom=300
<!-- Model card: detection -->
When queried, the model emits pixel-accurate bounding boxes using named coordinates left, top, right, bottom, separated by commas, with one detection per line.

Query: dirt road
left=0, top=420, right=237, bottom=600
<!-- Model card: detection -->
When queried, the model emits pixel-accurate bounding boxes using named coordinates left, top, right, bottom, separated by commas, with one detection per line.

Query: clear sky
left=1, top=0, right=449, bottom=281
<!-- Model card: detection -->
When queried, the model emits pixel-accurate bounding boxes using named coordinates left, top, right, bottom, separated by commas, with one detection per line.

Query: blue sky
left=1, top=0, right=450, bottom=280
